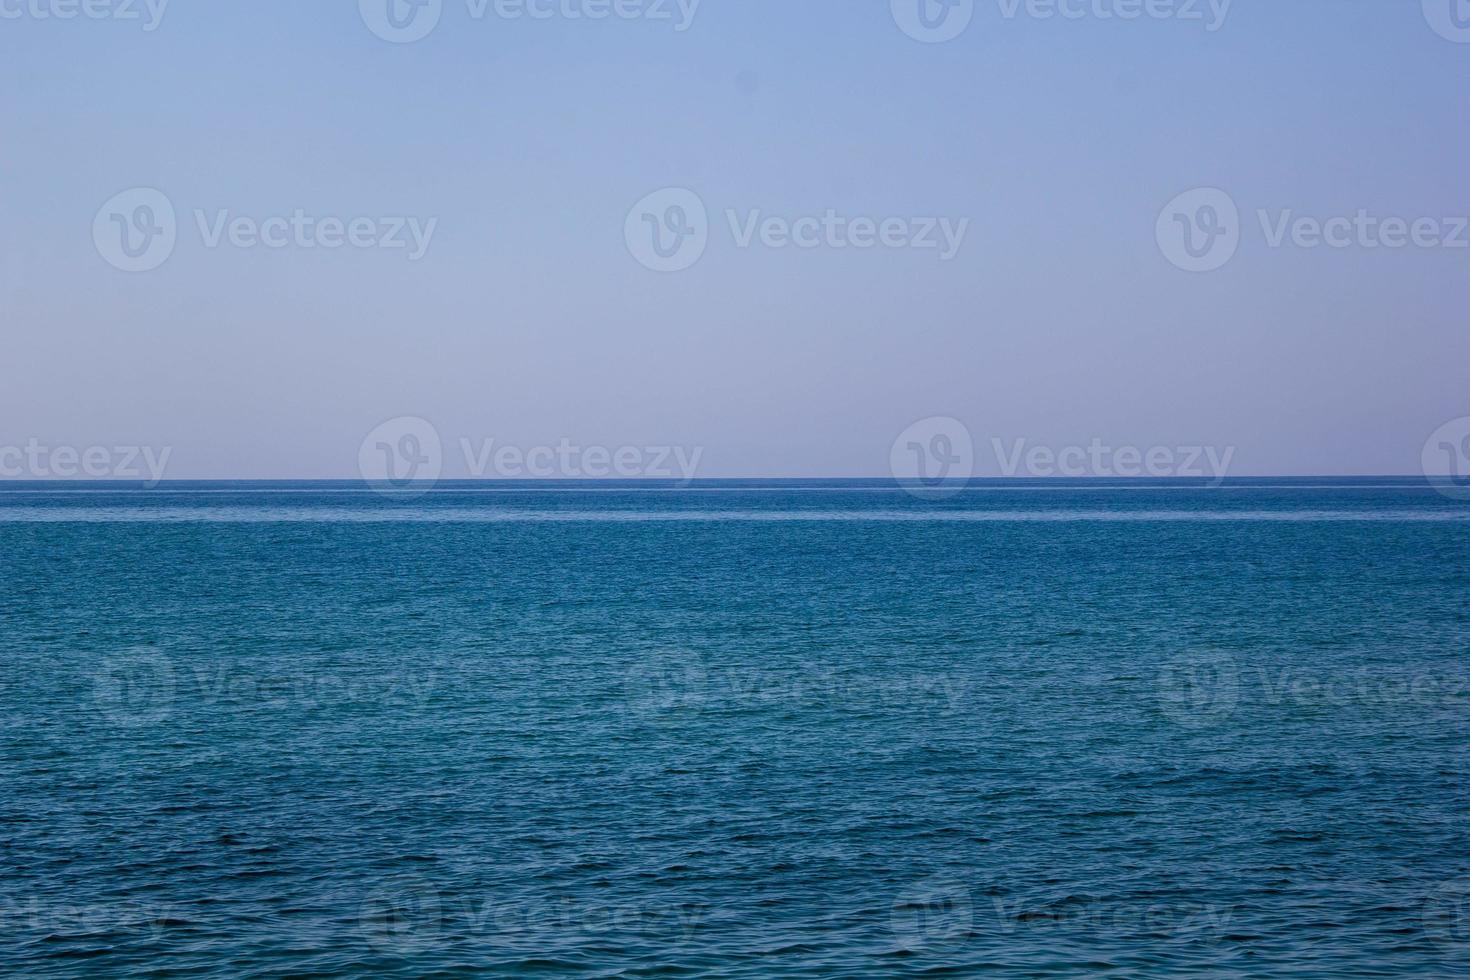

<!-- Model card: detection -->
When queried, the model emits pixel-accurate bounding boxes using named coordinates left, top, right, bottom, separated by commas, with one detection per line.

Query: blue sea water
left=3, top=478, right=1470, bottom=977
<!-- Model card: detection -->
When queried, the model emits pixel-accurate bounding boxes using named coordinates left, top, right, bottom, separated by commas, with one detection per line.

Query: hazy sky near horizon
left=2, top=0, right=1468, bottom=478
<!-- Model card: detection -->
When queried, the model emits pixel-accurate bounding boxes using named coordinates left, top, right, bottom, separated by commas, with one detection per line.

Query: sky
left=2, top=0, right=1468, bottom=480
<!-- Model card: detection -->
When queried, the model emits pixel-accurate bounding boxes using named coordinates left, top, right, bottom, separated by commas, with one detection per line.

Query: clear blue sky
left=2, top=0, right=1467, bottom=477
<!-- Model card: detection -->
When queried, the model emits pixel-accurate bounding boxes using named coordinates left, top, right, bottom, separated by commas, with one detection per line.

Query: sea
left=3, top=478, right=1470, bottom=977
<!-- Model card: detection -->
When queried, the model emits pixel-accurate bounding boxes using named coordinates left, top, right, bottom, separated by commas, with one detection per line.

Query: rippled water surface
left=4, top=480, right=1470, bottom=977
